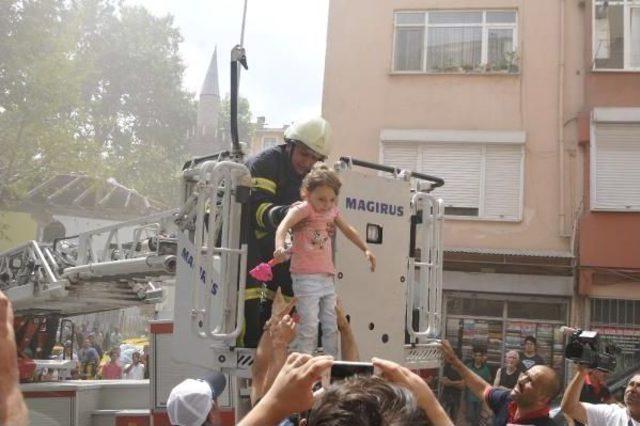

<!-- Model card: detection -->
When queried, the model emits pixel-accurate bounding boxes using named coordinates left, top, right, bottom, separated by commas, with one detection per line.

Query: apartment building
left=576, top=0, right=640, bottom=373
left=323, top=0, right=585, bottom=379
left=247, top=116, right=287, bottom=156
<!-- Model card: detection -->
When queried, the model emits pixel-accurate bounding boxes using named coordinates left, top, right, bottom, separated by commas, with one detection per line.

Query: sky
left=126, top=0, right=330, bottom=128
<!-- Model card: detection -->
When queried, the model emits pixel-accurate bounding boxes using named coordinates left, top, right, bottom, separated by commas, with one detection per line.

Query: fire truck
left=0, top=6, right=446, bottom=425
left=1, top=154, right=445, bottom=425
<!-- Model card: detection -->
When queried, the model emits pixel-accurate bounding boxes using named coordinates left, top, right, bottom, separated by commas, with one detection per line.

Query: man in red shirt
left=100, top=349, right=122, bottom=380
left=441, top=340, right=559, bottom=426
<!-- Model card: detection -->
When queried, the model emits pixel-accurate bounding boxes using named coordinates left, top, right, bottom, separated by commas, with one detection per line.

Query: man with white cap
left=167, top=371, right=226, bottom=426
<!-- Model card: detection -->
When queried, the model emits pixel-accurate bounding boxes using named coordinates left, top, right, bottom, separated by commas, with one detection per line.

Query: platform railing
left=189, top=160, right=251, bottom=344
left=406, top=192, right=444, bottom=341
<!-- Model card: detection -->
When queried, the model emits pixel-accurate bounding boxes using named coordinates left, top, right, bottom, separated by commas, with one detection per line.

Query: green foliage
left=217, top=94, right=254, bottom=151
left=0, top=0, right=197, bottom=206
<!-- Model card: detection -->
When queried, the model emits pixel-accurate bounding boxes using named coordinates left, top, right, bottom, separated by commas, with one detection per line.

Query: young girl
left=273, top=164, right=376, bottom=357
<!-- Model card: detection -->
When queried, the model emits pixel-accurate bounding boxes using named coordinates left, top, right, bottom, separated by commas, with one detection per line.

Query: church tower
left=191, top=48, right=221, bottom=156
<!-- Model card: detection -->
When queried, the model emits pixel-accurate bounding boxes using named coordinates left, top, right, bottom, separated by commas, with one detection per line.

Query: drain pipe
left=558, top=0, right=568, bottom=237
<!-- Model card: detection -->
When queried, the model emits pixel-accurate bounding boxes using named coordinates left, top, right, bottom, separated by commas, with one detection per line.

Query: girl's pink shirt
left=288, top=201, right=340, bottom=275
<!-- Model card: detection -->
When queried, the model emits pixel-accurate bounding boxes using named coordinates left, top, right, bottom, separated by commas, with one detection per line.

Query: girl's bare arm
left=274, top=208, right=305, bottom=261
left=334, top=216, right=376, bottom=271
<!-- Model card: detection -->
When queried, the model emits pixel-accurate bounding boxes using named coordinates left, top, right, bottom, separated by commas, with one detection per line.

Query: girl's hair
left=301, top=163, right=342, bottom=195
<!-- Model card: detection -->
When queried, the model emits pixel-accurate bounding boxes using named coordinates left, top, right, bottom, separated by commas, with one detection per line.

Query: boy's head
left=472, top=347, right=486, bottom=365
left=523, top=336, right=537, bottom=353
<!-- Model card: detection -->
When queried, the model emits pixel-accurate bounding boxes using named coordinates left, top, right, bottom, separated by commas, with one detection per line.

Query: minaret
left=192, top=48, right=221, bottom=156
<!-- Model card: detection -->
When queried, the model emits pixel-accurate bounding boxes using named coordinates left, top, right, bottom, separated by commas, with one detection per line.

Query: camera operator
left=441, top=340, right=560, bottom=426
left=572, top=368, right=614, bottom=426
left=580, top=368, right=612, bottom=405
left=561, top=367, right=640, bottom=426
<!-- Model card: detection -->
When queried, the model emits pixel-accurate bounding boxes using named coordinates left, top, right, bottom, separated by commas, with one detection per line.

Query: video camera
left=564, top=329, right=618, bottom=373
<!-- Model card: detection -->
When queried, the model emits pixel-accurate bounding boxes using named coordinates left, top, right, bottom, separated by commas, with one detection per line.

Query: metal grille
left=404, top=344, right=442, bottom=369
left=590, top=298, right=640, bottom=374
left=590, top=298, right=640, bottom=328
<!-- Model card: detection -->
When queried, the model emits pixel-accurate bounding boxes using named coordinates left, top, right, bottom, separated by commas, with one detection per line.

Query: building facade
left=576, top=0, right=640, bottom=374
left=323, top=0, right=587, bottom=381
left=248, top=116, right=287, bottom=156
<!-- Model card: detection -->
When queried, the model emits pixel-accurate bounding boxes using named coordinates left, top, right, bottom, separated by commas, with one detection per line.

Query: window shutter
left=421, top=143, right=482, bottom=208
left=593, top=123, right=640, bottom=210
left=381, top=142, right=418, bottom=171
left=483, top=145, right=523, bottom=219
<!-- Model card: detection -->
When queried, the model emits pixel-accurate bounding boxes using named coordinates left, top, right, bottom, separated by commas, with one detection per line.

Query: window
left=445, top=293, right=568, bottom=379
left=447, top=297, right=503, bottom=317
left=591, top=298, right=640, bottom=327
left=593, top=0, right=640, bottom=70
left=393, top=10, right=518, bottom=73
left=590, top=298, right=640, bottom=374
left=590, top=108, right=640, bottom=211
left=508, top=301, right=567, bottom=321
left=381, top=130, right=524, bottom=220
left=262, top=137, right=278, bottom=150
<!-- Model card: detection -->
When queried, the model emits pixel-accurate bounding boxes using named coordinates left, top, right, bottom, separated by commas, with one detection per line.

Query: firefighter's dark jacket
left=245, top=144, right=303, bottom=297
left=242, top=145, right=303, bottom=347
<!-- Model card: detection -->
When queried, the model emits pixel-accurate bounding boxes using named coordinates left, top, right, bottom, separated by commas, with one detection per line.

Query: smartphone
left=322, top=361, right=375, bottom=388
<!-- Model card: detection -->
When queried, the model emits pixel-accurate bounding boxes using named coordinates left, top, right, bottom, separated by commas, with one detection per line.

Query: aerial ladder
left=159, top=136, right=447, bottom=420
left=0, top=211, right=176, bottom=379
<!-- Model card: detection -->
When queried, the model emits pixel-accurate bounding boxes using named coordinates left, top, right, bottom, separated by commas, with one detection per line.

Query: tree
left=0, top=0, right=196, bottom=206
left=217, top=94, right=254, bottom=152
left=0, top=0, right=98, bottom=203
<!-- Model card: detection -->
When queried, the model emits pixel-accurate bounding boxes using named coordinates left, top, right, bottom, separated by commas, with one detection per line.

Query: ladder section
left=0, top=240, right=66, bottom=306
left=1, top=211, right=176, bottom=315
left=172, top=160, right=251, bottom=370
left=406, top=192, right=444, bottom=342
left=403, top=192, right=444, bottom=369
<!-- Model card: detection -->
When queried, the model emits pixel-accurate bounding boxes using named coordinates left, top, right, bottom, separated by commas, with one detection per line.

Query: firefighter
left=242, top=116, right=331, bottom=348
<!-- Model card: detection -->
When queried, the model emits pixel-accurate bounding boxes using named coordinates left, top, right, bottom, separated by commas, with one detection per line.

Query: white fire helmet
left=284, top=117, right=331, bottom=159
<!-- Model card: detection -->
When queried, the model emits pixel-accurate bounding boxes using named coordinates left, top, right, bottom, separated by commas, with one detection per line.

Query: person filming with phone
left=239, top=353, right=453, bottom=426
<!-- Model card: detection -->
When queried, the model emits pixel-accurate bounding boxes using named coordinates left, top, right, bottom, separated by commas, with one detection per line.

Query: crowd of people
left=4, top=283, right=640, bottom=426
left=3, top=116, right=640, bottom=426
left=53, top=324, right=149, bottom=381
